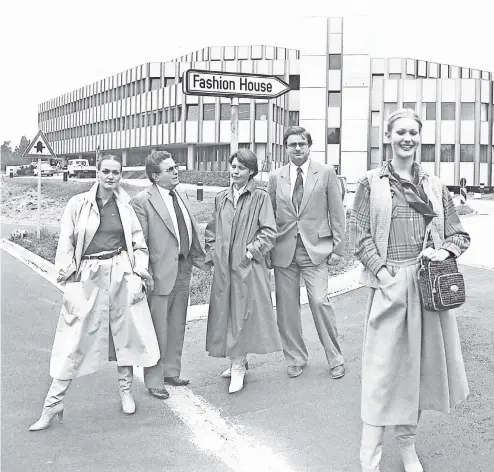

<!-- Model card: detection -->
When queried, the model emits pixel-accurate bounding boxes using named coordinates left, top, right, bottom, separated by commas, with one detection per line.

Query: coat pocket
left=62, top=282, right=86, bottom=325
left=318, top=228, right=332, bottom=238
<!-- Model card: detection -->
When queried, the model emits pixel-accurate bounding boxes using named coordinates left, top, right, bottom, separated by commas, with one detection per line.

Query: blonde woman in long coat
left=349, top=109, right=470, bottom=472
left=29, top=155, right=160, bottom=431
left=205, top=149, right=282, bottom=394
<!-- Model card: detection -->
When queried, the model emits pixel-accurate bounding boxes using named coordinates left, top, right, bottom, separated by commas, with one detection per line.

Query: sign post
left=459, top=177, right=467, bottom=205
left=21, top=130, right=57, bottom=240
left=183, top=69, right=290, bottom=169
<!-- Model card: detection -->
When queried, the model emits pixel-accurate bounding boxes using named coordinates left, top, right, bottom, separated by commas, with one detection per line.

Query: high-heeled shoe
left=29, top=402, right=64, bottom=431
left=220, top=360, right=249, bottom=378
left=398, top=443, right=423, bottom=472
left=229, top=362, right=247, bottom=393
left=120, top=390, right=136, bottom=415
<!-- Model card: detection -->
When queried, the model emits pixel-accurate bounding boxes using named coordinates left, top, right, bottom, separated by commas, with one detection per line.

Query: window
left=371, top=111, right=380, bottom=126
left=421, top=144, right=435, bottom=162
left=402, top=102, right=416, bottom=111
left=388, top=73, right=402, bottom=80
left=441, top=103, right=456, bottom=120
left=176, top=105, right=182, bottom=121
left=383, top=102, right=398, bottom=120
left=289, top=75, right=300, bottom=91
left=460, top=103, right=475, bottom=120
left=169, top=107, right=175, bottom=123
left=164, top=78, right=176, bottom=87
left=372, top=75, right=384, bottom=91
left=163, top=108, right=168, bottom=124
left=327, top=128, right=340, bottom=144
left=238, top=104, right=250, bottom=120
left=328, top=92, right=341, bottom=107
left=220, top=104, right=231, bottom=120
left=203, top=104, right=215, bottom=120
left=480, top=103, right=488, bottom=121
left=255, top=103, right=268, bottom=120
left=460, top=144, right=475, bottom=162
left=328, top=54, right=342, bottom=70
left=288, top=111, right=299, bottom=126
left=480, top=145, right=488, bottom=163
left=422, top=103, right=436, bottom=120
left=186, top=104, right=198, bottom=120
left=150, top=78, right=161, bottom=91
left=440, top=144, right=454, bottom=162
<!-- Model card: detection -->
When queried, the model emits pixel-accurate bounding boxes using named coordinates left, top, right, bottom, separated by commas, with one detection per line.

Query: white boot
left=221, top=360, right=249, bottom=378
left=360, top=422, right=385, bottom=472
left=228, top=358, right=247, bottom=394
left=394, top=424, right=423, bottom=472
left=29, top=379, right=71, bottom=431
left=118, top=366, right=135, bottom=415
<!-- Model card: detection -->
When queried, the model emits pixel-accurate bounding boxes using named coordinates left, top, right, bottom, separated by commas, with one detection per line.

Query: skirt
left=361, top=258, right=469, bottom=426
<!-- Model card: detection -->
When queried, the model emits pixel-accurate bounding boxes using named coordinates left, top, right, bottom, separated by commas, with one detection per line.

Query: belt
left=82, top=247, right=123, bottom=260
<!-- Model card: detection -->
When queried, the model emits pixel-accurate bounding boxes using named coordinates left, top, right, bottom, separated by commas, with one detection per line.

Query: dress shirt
left=289, top=158, right=310, bottom=198
left=156, top=185, right=192, bottom=252
left=85, top=195, right=126, bottom=255
left=232, top=184, right=247, bottom=209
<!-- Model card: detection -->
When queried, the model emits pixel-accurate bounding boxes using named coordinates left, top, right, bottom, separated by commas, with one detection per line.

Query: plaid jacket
left=349, top=162, right=470, bottom=288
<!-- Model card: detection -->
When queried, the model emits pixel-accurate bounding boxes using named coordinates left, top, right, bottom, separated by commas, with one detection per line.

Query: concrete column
left=122, top=150, right=128, bottom=166
left=187, top=144, right=196, bottom=170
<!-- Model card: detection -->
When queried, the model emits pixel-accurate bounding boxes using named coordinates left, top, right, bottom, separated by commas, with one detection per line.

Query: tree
left=1, top=137, right=31, bottom=170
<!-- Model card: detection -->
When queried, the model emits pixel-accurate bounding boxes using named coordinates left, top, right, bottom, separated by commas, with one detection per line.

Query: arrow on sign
left=183, top=69, right=290, bottom=100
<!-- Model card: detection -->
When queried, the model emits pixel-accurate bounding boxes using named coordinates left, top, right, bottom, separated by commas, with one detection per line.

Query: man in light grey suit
left=131, top=151, right=206, bottom=399
left=267, top=126, right=346, bottom=379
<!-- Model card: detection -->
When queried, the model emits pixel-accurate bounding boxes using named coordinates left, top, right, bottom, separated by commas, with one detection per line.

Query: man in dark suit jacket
left=131, top=151, right=206, bottom=399
left=267, top=126, right=346, bottom=380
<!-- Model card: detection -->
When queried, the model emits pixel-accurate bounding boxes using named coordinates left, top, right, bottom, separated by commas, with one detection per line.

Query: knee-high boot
left=29, top=379, right=71, bottom=431
left=360, top=422, right=385, bottom=472
left=117, top=366, right=135, bottom=414
left=394, top=422, right=423, bottom=472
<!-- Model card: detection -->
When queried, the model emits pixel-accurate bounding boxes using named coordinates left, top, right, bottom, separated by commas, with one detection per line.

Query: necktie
left=292, top=167, right=304, bottom=212
left=169, top=190, right=190, bottom=258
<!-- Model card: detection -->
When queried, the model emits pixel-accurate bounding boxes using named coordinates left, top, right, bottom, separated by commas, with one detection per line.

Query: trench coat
left=50, top=183, right=160, bottom=380
left=205, top=180, right=282, bottom=358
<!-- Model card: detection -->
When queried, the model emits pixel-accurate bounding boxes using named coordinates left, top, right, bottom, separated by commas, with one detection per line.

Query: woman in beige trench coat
left=29, top=155, right=160, bottom=431
left=349, top=109, right=470, bottom=472
left=205, top=149, right=282, bottom=394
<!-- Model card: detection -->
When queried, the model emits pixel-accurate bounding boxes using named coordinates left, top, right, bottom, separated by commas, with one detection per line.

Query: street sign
left=22, top=130, right=57, bottom=159
left=183, top=69, right=290, bottom=100
left=460, top=177, right=467, bottom=188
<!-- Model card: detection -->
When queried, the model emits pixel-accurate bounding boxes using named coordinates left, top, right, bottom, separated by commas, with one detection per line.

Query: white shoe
left=120, top=391, right=136, bottom=415
left=221, top=360, right=248, bottom=378
left=228, top=363, right=246, bottom=393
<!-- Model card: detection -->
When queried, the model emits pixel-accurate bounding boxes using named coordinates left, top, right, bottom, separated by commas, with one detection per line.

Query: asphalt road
left=1, top=250, right=493, bottom=471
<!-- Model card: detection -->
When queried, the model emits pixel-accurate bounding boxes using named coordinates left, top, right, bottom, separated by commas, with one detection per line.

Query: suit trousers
left=144, top=256, right=192, bottom=389
left=274, top=235, right=344, bottom=369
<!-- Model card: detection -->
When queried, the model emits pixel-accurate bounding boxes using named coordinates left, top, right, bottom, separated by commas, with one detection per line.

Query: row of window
left=39, top=78, right=183, bottom=121
left=39, top=75, right=303, bottom=122
left=44, top=105, right=300, bottom=142
left=380, top=102, right=490, bottom=121
left=377, top=144, right=492, bottom=163
left=373, top=63, right=491, bottom=80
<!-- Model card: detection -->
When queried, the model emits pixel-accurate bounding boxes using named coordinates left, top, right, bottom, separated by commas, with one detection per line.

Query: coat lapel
left=148, top=185, right=178, bottom=241
left=279, top=165, right=296, bottom=215
left=298, top=162, right=319, bottom=215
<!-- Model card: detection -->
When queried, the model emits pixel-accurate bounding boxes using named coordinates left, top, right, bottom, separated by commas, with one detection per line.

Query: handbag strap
left=422, top=221, right=443, bottom=252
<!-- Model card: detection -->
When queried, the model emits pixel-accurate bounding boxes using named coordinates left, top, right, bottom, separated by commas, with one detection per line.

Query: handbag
left=417, top=225, right=466, bottom=312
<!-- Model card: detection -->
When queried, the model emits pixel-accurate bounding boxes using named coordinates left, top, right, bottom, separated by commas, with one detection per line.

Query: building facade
left=38, top=16, right=494, bottom=186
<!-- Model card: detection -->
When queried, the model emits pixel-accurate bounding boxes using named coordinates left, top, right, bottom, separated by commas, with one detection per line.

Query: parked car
left=67, top=159, right=97, bottom=178
left=33, top=162, right=55, bottom=177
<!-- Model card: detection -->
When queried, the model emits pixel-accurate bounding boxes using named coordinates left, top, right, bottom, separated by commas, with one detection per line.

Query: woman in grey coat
left=205, top=149, right=282, bottom=394
left=349, top=109, right=470, bottom=472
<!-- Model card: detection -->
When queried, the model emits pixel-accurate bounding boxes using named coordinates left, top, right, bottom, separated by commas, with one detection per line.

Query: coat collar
left=379, top=160, right=428, bottom=183
left=85, top=182, right=131, bottom=205
left=226, top=178, right=256, bottom=202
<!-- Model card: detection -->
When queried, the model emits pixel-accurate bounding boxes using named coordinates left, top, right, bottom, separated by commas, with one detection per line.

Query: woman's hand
left=377, top=267, right=393, bottom=285
left=420, top=248, right=450, bottom=262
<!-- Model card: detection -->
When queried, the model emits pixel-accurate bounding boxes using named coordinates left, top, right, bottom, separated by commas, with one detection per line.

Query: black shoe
left=163, top=376, right=190, bottom=387
left=148, top=387, right=170, bottom=399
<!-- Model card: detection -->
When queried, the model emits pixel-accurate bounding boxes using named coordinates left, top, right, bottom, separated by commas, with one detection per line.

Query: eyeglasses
left=286, top=142, right=308, bottom=150
left=165, top=165, right=178, bottom=174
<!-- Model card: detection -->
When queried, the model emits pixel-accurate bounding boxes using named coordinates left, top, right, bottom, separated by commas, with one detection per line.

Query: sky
left=1, top=0, right=493, bottom=147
